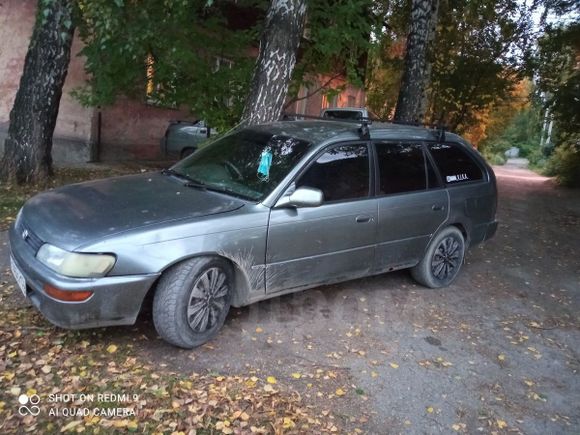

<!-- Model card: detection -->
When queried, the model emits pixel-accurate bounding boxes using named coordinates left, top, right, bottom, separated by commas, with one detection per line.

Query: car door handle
left=355, top=215, right=372, bottom=223
left=432, top=204, right=445, bottom=211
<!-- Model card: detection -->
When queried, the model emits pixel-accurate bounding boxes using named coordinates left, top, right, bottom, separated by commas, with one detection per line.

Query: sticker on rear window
left=446, top=174, right=469, bottom=183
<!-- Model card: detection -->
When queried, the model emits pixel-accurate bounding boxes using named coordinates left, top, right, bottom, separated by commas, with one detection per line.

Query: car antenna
left=437, top=122, right=446, bottom=143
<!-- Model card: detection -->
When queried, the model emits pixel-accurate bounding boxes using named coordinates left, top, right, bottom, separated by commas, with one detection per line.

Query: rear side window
left=297, top=144, right=369, bottom=202
left=427, top=143, right=483, bottom=185
left=374, top=142, right=428, bottom=195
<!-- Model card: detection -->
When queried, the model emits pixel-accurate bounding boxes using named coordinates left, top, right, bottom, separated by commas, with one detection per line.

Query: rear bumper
left=484, top=220, right=498, bottom=241
left=9, top=224, right=159, bottom=329
left=470, top=220, right=499, bottom=247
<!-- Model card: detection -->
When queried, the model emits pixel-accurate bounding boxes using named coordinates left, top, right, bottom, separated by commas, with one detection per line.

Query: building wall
left=288, top=75, right=366, bottom=117
left=98, top=99, right=192, bottom=161
left=0, top=0, right=94, bottom=163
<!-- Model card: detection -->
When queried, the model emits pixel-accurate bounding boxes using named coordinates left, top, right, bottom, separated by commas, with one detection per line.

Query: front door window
left=297, top=144, right=370, bottom=202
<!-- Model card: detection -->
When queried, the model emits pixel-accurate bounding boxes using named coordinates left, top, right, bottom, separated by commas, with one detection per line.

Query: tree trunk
left=394, top=0, right=439, bottom=124
left=1, top=0, right=76, bottom=184
left=241, top=0, right=307, bottom=126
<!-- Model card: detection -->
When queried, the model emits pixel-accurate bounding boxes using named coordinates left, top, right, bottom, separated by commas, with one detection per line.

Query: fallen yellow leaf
left=282, top=417, right=295, bottom=429
left=60, top=420, right=83, bottom=432
left=263, top=384, right=274, bottom=393
left=497, top=419, right=507, bottom=429
left=427, top=406, right=434, bottom=414
left=390, top=362, right=399, bottom=369
left=335, top=388, right=346, bottom=396
left=107, top=344, right=118, bottom=353
left=266, top=376, right=277, bottom=384
left=291, top=373, right=301, bottom=379
left=498, top=354, right=505, bottom=361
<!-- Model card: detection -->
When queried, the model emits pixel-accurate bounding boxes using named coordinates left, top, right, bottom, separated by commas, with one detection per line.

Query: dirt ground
left=1, top=163, right=578, bottom=434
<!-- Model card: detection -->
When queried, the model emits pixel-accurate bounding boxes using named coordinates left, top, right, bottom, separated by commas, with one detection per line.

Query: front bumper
left=9, top=224, right=160, bottom=329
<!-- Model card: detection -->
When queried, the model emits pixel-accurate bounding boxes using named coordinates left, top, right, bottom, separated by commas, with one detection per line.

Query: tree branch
left=283, top=73, right=343, bottom=111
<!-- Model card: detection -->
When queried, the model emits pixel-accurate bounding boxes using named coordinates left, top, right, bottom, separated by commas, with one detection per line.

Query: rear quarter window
left=427, top=143, right=484, bottom=185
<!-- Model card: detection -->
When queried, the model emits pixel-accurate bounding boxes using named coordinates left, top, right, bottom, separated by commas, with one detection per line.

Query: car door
left=266, top=143, right=377, bottom=293
left=373, top=141, right=448, bottom=272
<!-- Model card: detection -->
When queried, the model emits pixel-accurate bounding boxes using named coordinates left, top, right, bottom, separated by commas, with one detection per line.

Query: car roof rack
left=281, top=112, right=446, bottom=142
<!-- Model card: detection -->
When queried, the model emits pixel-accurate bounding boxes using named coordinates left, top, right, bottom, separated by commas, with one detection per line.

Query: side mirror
left=275, top=187, right=324, bottom=208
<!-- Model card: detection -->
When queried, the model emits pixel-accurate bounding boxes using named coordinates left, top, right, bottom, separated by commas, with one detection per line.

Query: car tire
left=153, top=257, right=233, bottom=348
left=180, top=147, right=195, bottom=159
left=411, top=226, right=465, bottom=288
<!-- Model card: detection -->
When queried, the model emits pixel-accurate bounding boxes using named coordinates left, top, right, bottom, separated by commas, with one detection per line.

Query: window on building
left=214, top=56, right=234, bottom=72
left=145, top=54, right=178, bottom=109
left=321, top=93, right=338, bottom=110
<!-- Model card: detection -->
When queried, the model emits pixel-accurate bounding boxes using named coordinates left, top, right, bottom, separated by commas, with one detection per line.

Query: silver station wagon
left=10, top=120, right=498, bottom=348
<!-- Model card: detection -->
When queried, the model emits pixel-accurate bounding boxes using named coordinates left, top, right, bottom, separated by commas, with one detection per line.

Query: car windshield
left=170, top=129, right=311, bottom=201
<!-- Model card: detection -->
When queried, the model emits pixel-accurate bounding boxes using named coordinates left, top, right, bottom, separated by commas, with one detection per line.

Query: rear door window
left=427, top=143, right=483, bottom=185
left=374, top=142, right=429, bottom=195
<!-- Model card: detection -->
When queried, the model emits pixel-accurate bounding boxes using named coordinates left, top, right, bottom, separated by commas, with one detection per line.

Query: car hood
left=21, top=172, right=245, bottom=251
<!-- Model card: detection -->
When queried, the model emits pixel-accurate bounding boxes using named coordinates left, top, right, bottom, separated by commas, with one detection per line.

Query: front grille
left=16, top=220, right=44, bottom=254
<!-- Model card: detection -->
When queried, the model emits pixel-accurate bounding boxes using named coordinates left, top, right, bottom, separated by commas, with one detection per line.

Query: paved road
left=1, top=164, right=578, bottom=434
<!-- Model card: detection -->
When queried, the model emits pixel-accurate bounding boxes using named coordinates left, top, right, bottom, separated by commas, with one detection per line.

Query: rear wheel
left=153, top=257, right=232, bottom=348
left=411, top=226, right=465, bottom=288
left=180, top=147, right=195, bottom=159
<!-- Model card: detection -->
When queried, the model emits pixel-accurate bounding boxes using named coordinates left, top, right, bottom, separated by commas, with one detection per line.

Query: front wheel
left=153, top=257, right=232, bottom=348
left=411, top=226, right=465, bottom=288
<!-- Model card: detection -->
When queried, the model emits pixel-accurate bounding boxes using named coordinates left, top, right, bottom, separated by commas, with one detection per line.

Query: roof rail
left=281, top=112, right=447, bottom=142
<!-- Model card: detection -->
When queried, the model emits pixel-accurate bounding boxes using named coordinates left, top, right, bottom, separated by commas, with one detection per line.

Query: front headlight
left=36, top=244, right=116, bottom=278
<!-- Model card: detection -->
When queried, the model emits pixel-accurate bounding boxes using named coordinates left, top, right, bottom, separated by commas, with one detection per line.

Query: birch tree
left=394, top=0, right=439, bottom=124
left=1, top=0, right=76, bottom=184
left=241, top=0, right=307, bottom=125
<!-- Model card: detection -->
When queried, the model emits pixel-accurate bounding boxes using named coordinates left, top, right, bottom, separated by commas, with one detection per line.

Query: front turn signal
left=44, top=284, right=93, bottom=302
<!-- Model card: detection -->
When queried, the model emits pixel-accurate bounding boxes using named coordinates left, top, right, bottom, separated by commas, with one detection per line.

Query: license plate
left=10, top=256, right=27, bottom=297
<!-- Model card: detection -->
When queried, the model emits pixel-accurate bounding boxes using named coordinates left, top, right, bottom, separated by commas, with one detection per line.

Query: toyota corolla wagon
left=10, top=120, right=497, bottom=348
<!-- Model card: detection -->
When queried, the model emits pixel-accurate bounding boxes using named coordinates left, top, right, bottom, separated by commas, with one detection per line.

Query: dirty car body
left=10, top=120, right=498, bottom=348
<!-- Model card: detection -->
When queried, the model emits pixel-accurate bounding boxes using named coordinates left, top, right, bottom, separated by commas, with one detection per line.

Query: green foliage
left=544, top=140, right=580, bottom=187
left=367, top=0, right=535, bottom=127
left=480, top=105, right=542, bottom=159
left=287, top=0, right=377, bottom=103
left=76, top=0, right=379, bottom=128
left=481, top=149, right=506, bottom=166
left=428, top=0, right=534, bottom=131
left=533, top=21, right=580, bottom=138
left=75, top=0, right=258, bottom=130
left=365, top=0, right=411, bottom=118
left=531, top=19, right=580, bottom=184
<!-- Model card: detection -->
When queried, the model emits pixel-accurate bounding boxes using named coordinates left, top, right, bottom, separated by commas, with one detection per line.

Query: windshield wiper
left=202, top=185, right=254, bottom=201
left=161, top=169, right=207, bottom=189
left=161, top=168, right=189, bottom=181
